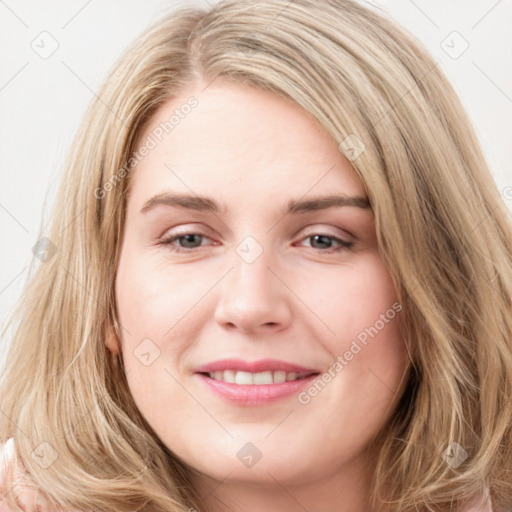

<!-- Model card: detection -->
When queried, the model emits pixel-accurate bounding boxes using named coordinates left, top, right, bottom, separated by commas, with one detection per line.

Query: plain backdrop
left=1, top=0, right=511, bottom=371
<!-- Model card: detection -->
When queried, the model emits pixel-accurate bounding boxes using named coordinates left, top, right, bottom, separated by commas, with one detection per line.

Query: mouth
left=197, top=369, right=320, bottom=385
left=193, top=358, right=321, bottom=405
left=194, top=365, right=321, bottom=406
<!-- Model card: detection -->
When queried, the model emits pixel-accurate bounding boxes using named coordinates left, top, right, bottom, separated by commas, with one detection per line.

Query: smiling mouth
left=198, top=369, right=320, bottom=385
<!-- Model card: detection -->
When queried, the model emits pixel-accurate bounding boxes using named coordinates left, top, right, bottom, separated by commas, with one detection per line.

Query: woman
left=1, top=0, right=511, bottom=511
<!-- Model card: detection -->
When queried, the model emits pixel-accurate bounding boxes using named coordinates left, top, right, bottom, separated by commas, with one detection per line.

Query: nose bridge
left=229, top=235, right=278, bottom=304
left=233, top=240, right=272, bottom=292
left=214, top=235, right=291, bottom=332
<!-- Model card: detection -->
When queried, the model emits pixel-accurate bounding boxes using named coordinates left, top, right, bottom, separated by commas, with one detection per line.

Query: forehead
left=127, top=81, right=366, bottom=209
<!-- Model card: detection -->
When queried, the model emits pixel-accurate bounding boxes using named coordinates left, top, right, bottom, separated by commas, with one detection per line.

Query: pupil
left=311, top=235, right=332, bottom=249
left=181, top=234, right=200, bottom=247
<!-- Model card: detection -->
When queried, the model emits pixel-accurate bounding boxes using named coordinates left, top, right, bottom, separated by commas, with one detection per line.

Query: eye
left=159, top=232, right=212, bottom=253
left=158, top=231, right=353, bottom=254
left=297, top=233, right=353, bottom=252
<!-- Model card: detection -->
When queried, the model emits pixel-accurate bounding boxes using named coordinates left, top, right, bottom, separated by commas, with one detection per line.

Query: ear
left=105, top=321, right=121, bottom=355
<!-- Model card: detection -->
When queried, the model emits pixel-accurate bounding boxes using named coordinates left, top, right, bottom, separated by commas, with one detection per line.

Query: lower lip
left=195, top=373, right=319, bottom=406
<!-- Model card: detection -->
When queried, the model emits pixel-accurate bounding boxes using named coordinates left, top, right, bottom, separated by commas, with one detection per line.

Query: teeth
left=235, top=371, right=254, bottom=385
left=207, top=369, right=310, bottom=385
left=253, top=371, right=272, bottom=384
left=223, top=370, right=236, bottom=383
left=274, top=370, right=287, bottom=383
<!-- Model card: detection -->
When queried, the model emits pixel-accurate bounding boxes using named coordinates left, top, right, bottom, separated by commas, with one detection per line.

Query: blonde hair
left=1, top=1, right=511, bottom=511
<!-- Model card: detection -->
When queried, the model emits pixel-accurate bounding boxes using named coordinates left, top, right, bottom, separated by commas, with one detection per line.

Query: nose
left=214, top=245, right=292, bottom=334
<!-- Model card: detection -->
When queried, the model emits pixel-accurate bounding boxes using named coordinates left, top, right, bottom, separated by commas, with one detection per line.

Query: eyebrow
left=140, top=192, right=371, bottom=216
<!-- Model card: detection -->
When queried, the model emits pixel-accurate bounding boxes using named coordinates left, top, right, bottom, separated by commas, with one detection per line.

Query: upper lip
left=195, top=358, right=320, bottom=374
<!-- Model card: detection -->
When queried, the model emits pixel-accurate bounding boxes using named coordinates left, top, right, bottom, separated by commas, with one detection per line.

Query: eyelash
left=158, top=231, right=354, bottom=254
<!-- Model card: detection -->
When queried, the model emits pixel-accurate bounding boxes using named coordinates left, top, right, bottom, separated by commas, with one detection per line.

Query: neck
left=191, top=450, right=381, bottom=512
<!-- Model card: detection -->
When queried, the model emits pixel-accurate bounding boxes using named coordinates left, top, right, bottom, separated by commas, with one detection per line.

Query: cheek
left=114, top=264, right=197, bottom=428
left=114, top=255, right=200, bottom=391
left=115, top=251, right=209, bottom=340
left=303, top=252, right=400, bottom=343
left=308, top=254, right=407, bottom=414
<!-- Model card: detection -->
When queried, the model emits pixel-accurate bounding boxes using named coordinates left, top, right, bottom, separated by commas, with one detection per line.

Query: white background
left=1, top=0, right=511, bottom=370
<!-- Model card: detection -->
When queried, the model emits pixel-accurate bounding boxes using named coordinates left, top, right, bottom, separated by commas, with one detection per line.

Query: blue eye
left=159, top=232, right=353, bottom=253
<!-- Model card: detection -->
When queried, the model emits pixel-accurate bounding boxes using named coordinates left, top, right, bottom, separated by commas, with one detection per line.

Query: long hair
left=1, top=1, right=511, bottom=511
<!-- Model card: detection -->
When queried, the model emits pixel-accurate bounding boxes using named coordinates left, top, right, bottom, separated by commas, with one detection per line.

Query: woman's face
left=114, top=81, right=409, bottom=491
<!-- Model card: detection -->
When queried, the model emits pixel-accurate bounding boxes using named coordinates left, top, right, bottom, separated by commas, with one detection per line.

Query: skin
left=109, top=80, right=410, bottom=512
